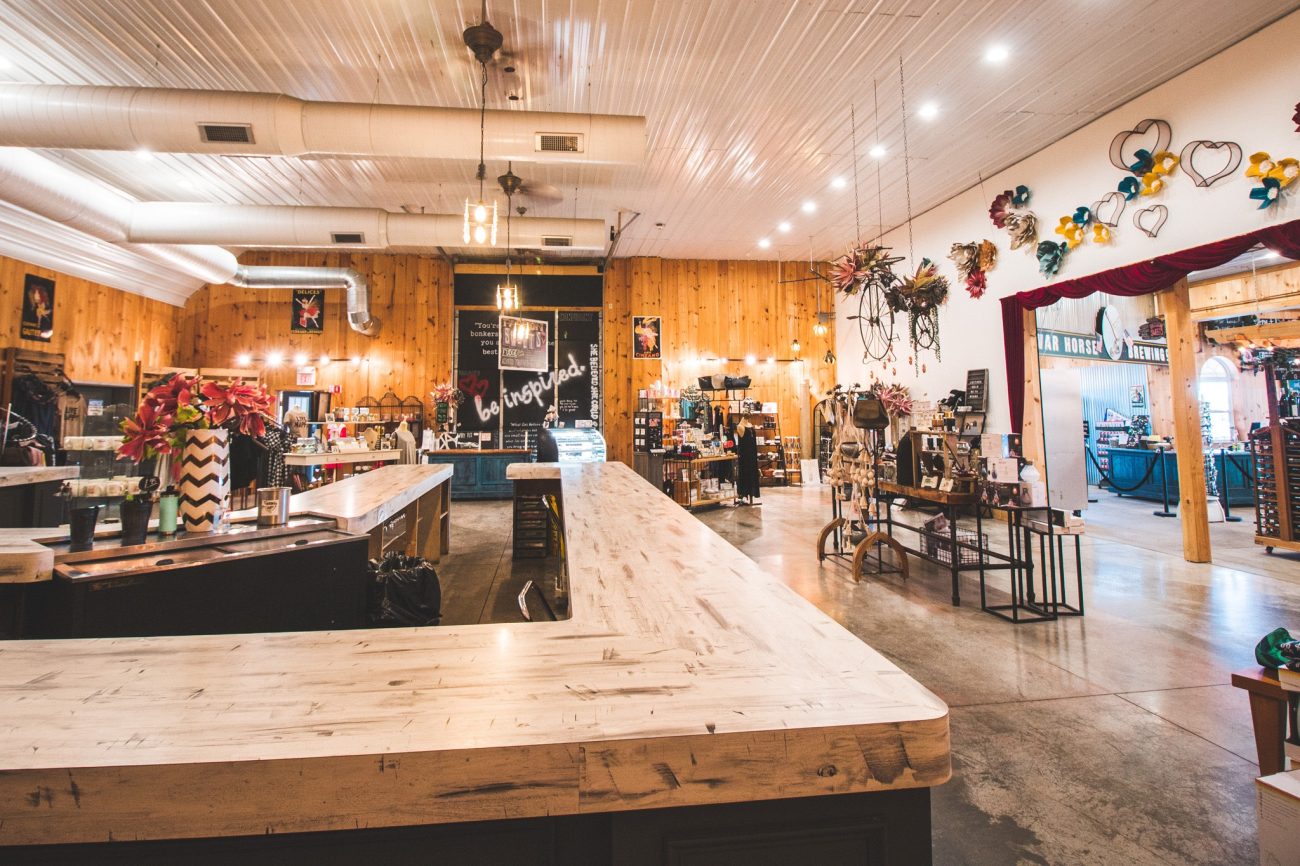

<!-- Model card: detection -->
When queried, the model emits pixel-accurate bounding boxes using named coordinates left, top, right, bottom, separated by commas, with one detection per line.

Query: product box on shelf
left=1256, top=770, right=1300, bottom=866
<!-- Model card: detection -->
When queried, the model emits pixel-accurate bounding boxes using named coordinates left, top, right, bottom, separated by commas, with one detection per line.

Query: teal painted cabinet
left=426, top=450, right=530, bottom=500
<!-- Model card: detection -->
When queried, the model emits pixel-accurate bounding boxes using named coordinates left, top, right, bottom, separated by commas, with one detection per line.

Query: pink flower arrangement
left=430, top=382, right=464, bottom=405
left=878, top=382, right=914, bottom=417
left=117, top=373, right=274, bottom=469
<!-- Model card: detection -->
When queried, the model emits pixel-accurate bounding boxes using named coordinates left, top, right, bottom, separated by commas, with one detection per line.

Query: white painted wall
left=836, top=9, right=1300, bottom=430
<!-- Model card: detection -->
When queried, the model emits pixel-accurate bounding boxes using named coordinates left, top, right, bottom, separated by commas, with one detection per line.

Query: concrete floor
left=440, top=484, right=1300, bottom=865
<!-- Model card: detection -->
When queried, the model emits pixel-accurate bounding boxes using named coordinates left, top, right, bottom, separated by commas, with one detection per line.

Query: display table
left=1231, top=667, right=1300, bottom=775
left=1105, top=447, right=1254, bottom=506
left=423, top=448, right=531, bottom=500
left=284, top=448, right=401, bottom=483
left=0, top=462, right=949, bottom=863
left=662, top=453, right=737, bottom=510
left=0, top=465, right=79, bottom=529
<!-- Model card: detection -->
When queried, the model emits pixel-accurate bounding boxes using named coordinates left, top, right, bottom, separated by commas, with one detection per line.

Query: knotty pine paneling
left=603, top=257, right=836, bottom=466
left=0, top=253, right=184, bottom=384
left=178, top=253, right=834, bottom=467
left=179, top=250, right=456, bottom=408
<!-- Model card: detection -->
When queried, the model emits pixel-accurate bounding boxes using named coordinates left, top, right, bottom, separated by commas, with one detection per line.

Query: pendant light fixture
left=463, top=3, right=501, bottom=246
left=495, top=163, right=522, bottom=311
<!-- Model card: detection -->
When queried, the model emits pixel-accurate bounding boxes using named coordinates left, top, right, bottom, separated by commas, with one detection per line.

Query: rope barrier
left=1085, top=447, right=1163, bottom=493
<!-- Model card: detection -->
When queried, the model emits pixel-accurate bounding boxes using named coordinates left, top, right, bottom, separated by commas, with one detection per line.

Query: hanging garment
left=11, top=374, right=60, bottom=440
left=736, top=424, right=760, bottom=499
left=229, top=433, right=260, bottom=491
left=712, top=405, right=724, bottom=432
left=257, top=424, right=293, bottom=488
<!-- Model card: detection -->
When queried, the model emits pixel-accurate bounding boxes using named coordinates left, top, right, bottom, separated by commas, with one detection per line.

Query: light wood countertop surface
left=283, top=448, right=400, bottom=466
left=283, top=463, right=451, bottom=533
left=0, top=465, right=79, bottom=489
left=0, top=461, right=949, bottom=845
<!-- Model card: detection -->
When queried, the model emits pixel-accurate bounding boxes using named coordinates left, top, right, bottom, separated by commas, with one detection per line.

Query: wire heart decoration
left=1109, top=119, right=1173, bottom=173
left=1132, top=204, right=1168, bottom=238
left=1092, top=191, right=1126, bottom=227
left=1178, top=140, right=1243, bottom=187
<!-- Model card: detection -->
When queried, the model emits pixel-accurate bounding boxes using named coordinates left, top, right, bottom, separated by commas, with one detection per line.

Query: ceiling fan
left=497, top=163, right=564, bottom=212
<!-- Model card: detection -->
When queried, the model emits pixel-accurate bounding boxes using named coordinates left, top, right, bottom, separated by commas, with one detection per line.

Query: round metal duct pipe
left=229, top=266, right=379, bottom=337
left=0, top=84, right=647, bottom=164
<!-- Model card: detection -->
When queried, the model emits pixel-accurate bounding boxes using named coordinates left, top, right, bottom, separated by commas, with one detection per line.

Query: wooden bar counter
left=0, top=462, right=949, bottom=863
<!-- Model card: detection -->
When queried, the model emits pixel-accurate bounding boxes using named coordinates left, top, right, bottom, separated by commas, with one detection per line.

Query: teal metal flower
left=1118, top=177, right=1141, bottom=200
left=1250, top=177, right=1281, bottom=209
left=1036, top=240, right=1068, bottom=277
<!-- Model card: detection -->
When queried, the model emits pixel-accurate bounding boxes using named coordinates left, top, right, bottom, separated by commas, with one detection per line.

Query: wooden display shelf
left=878, top=480, right=980, bottom=507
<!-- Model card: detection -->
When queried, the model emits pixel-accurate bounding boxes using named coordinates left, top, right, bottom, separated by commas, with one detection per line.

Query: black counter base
left=2, top=788, right=932, bottom=866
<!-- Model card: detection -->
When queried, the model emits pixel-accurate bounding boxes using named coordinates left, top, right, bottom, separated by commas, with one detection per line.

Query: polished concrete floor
left=441, top=484, right=1300, bottom=865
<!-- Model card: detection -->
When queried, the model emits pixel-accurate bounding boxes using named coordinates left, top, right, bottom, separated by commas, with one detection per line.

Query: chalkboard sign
left=455, top=310, right=601, bottom=448
left=963, top=369, right=988, bottom=413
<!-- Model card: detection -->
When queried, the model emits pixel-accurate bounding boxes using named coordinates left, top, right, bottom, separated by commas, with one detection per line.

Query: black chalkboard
left=964, top=369, right=988, bottom=413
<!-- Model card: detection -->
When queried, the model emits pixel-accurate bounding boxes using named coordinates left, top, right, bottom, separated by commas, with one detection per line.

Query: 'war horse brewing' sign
left=1036, top=329, right=1169, bottom=365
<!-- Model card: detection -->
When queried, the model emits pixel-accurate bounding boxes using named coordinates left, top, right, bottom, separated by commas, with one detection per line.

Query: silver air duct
left=229, top=266, right=378, bottom=337
left=0, top=148, right=381, bottom=335
left=0, top=84, right=647, bottom=165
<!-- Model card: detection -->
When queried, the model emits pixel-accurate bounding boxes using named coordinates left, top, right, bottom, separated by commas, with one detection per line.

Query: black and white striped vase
left=178, top=428, right=230, bottom=533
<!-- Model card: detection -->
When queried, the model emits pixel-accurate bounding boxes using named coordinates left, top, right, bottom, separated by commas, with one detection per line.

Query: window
left=1198, top=357, right=1235, bottom=443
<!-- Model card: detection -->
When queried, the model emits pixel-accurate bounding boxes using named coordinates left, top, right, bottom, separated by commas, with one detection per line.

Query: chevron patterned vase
left=178, top=428, right=230, bottom=533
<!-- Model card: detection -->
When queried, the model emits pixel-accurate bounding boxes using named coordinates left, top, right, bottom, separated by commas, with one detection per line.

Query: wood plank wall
left=0, top=253, right=183, bottom=384
left=178, top=250, right=456, bottom=405
left=603, top=258, right=836, bottom=466
left=178, top=253, right=835, bottom=467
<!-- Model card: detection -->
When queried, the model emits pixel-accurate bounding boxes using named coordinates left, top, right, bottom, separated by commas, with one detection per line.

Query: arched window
left=1198, top=357, right=1235, bottom=443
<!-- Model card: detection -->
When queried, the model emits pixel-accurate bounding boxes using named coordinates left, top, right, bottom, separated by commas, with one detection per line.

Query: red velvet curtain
left=1001, top=218, right=1300, bottom=433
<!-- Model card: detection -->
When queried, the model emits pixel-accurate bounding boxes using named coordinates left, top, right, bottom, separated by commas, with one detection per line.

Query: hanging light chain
left=873, top=77, right=884, bottom=242
left=850, top=104, right=861, bottom=243
left=898, top=56, right=916, bottom=266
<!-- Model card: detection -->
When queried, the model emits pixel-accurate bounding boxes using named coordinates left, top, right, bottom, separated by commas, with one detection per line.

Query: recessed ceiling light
left=293, top=352, right=309, bottom=367
left=319, top=354, right=331, bottom=365
left=766, top=356, right=776, bottom=365
left=266, top=351, right=284, bottom=367
left=745, top=354, right=757, bottom=365
left=235, top=352, right=252, bottom=367
left=831, top=177, right=847, bottom=190
left=984, top=44, right=1010, bottom=64
left=777, top=221, right=791, bottom=233
left=758, top=238, right=771, bottom=249
left=917, top=102, right=939, bottom=120
left=801, top=200, right=816, bottom=214
left=135, top=148, right=153, bottom=162
left=869, top=144, right=887, bottom=159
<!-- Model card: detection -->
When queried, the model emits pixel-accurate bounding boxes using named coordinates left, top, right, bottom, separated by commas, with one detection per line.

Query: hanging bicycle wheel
left=911, top=310, right=938, bottom=351
left=856, top=287, right=897, bottom=362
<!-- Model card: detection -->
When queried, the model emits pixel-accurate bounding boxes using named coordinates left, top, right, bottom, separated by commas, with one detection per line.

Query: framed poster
left=499, top=314, right=550, bottom=372
left=633, top=316, right=661, bottom=359
left=1130, top=385, right=1146, bottom=408
left=20, top=274, right=55, bottom=342
left=291, top=288, right=324, bottom=334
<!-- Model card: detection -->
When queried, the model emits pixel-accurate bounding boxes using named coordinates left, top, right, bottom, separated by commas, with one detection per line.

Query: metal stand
left=1152, top=446, right=1176, bottom=517
left=1219, top=447, right=1243, bottom=522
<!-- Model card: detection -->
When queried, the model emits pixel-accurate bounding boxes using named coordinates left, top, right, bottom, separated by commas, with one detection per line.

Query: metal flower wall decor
left=948, top=240, right=997, bottom=299
left=990, top=185, right=1039, bottom=255
left=1245, top=151, right=1300, bottom=209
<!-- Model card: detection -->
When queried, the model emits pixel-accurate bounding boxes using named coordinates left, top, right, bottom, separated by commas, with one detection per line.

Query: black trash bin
left=367, top=553, right=442, bottom=627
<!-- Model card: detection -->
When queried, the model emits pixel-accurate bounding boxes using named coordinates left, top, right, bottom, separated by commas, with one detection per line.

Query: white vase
left=178, top=428, right=230, bottom=532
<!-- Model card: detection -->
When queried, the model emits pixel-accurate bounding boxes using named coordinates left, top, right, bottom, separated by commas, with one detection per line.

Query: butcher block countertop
left=0, top=461, right=949, bottom=846
left=283, top=463, right=451, bottom=533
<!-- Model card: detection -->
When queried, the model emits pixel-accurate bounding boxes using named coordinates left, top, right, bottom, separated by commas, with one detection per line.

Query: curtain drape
left=1001, top=218, right=1300, bottom=434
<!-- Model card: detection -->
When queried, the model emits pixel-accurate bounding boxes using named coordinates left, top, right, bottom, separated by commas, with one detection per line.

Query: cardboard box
left=1257, top=770, right=1300, bottom=866
left=988, top=457, right=1020, bottom=483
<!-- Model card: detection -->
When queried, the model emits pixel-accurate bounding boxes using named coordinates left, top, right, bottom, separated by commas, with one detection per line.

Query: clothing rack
left=1, top=347, right=75, bottom=409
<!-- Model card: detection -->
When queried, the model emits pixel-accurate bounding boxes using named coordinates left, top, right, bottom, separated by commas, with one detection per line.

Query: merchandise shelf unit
left=662, top=454, right=737, bottom=511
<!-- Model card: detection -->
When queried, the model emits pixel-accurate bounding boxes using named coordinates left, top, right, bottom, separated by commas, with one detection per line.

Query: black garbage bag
left=367, top=553, right=442, bottom=627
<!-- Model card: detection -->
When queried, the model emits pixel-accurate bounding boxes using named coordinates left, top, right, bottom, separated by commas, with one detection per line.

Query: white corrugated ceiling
left=0, top=0, right=1296, bottom=272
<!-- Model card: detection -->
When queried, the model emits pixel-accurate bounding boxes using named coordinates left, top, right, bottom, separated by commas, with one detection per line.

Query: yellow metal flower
left=1092, top=223, right=1112, bottom=245
left=1269, top=157, right=1300, bottom=189
left=1247, top=151, right=1277, bottom=180
left=1055, top=216, right=1083, bottom=248
left=1140, top=172, right=1166, bottom=196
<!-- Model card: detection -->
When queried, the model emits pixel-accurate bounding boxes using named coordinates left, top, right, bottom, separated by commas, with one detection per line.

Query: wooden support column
left=1163, top=278, right=1212, bottom=563
left=1021, top=308, right=1046, bottom=470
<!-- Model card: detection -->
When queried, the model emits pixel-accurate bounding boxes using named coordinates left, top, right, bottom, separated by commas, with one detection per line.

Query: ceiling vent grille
left=536, top=133, right=583, bottom=153
left=198, top=123, right=254, bottom=144
left=330, top=232, right=365, bottom=244
left=541, top=235, right=572, bottom=247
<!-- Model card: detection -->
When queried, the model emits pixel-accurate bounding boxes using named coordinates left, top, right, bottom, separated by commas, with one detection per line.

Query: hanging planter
left=886, top=259, right=949, bottom=360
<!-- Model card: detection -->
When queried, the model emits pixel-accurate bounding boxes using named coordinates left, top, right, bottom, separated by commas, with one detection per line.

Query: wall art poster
left=633, top=315, right=661, bottom=359
left=291, top=288, right=324, bottom=334
left=499, top=314, right=550, bottom=372
left=1130, top=385, right=1146, bottom=408
left=20, top=274, right=55, bottom=342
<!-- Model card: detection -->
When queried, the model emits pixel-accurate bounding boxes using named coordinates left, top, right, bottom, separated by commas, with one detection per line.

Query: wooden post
left=1021, top=308, right=1046, bottom=470
left=1163, top=278, right=1211, bottom=563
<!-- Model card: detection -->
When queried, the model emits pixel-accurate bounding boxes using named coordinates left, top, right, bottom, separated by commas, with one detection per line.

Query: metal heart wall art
left=1109, top=119, right=1173, bottom=173
left=1178, top=140, right=1243, bottom=187
left=1132, top=204, right=1168, bottom=238
left=1092, top=191, right=1126, bottom=227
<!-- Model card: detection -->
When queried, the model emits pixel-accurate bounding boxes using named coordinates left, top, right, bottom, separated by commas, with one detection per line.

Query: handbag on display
left=852, top=396, right=889, bottom=430
left=697, top=376, right=714, bottom=391
left=711, top=374, right=727, bottom=390
left=724, top=375, right=751, bottom=389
